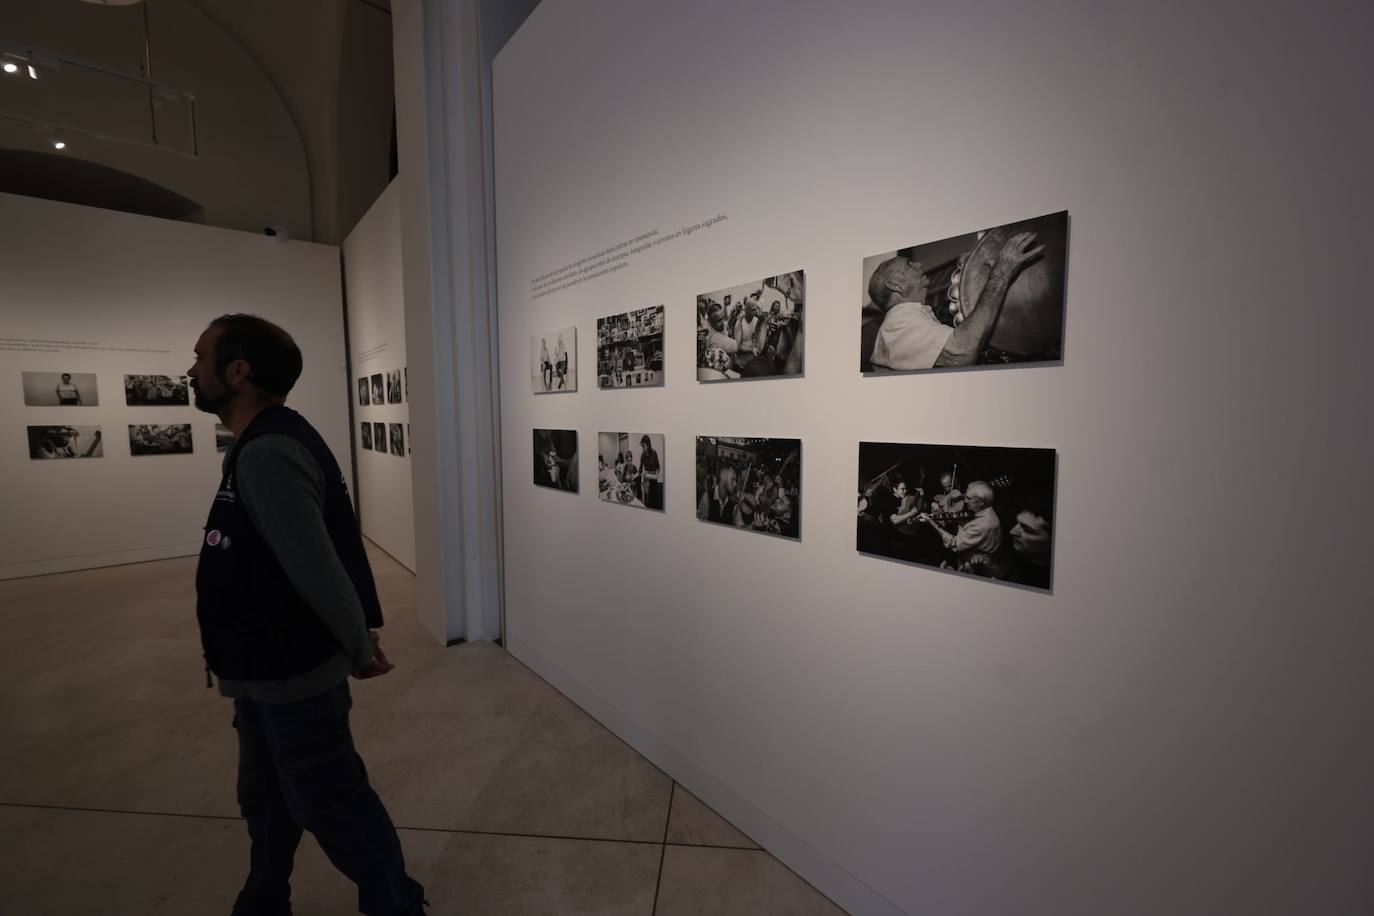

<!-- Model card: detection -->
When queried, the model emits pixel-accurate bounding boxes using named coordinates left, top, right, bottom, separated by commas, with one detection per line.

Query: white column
left=392, top=0, right=503, bottom=644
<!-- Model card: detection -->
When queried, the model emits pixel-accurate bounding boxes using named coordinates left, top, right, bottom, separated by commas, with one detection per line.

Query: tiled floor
left=0, top=544, right=848, bottom=915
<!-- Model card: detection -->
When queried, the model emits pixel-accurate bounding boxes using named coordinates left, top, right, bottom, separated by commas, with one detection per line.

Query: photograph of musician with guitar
left=860, top=210, right=1067, bottom=373
left=696, top=436, right=801, bottom=539
left=697, top=271, right=804, bottom=381
left=857, top=441, right=1056, bottom=590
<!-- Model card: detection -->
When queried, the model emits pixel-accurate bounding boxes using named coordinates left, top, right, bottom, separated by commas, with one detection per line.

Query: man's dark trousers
left=230, top=681, right=424, bottom=916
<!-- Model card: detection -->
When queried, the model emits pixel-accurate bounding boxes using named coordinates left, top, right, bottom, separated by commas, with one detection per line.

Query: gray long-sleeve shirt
left=214, top=433, right=375, bottom=703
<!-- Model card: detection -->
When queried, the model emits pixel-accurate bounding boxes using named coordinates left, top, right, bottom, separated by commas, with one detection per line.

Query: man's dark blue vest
left=196, top=405, right=383, bottom=682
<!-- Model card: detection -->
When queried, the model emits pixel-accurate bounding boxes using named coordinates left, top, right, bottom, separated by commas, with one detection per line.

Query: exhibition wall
left=492, top=2, right=1374, bottom=915
left=0, top=191, right=349, bottom=580
left=343, top=180, right=416, bottom=572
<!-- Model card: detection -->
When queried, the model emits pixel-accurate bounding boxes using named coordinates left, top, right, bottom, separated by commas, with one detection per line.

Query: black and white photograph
left=533, top=428, right=578, bottom=492
left=360, top=421, right=373, bottom=450
left=27, top=425, right=103, bottom=459
left=372, top=422, right=385, bottom=450
left=531, top=326, right=577, bottom=393
left=22, top=371, right=99, bottom=407
left=695, top=436, right=801, bottom=539
left=597, top=305, right=663, bottom=389
left=124, top=374, right=190, bottom=406
left=128, top=423, right=194, bottom=456
left=697, top=271, right=804, bottom=381
left=370, top=373, right=384, bottom=405
left=597, top=431, right=664, bottom=511
left=358, top=376, right=370, bottom=406
left=404, top=367, right=408, bottom=402
left=386, top=369, right=403, bottom=405
left=857, top=441, right=1057, bottom=590
left=860, top=210, right=1068, bottom=373
left=407, top=422, right=411, bottom=454
left=388, top=422, right=404, bottom=456
left=215, top=424, right=234, bottom=453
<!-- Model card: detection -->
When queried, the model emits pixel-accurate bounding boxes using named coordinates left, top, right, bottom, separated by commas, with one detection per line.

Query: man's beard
left=191, top=383, right=231, bottom=414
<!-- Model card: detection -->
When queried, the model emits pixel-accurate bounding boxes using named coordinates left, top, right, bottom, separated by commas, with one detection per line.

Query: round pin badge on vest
left=206, top=530, right=222, bottom=547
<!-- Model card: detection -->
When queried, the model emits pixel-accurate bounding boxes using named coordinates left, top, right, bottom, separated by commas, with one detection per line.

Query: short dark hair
left=210, top=314, right=302, bottom=396
left=640, top=434, right=651, bottom=448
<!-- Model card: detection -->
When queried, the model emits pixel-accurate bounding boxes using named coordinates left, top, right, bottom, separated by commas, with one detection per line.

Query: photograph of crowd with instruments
left=860, top=210, right=1067, bottom=373
left=597, top=305, right=664, bottom=388
left=128, top=423, right=194, bottom=456
left=857, top=442, right=1056, bottom=590
left=597, top=431, right=664, bottom=511
left=696, top=270, right=805, bottom=381
left=696, top=436, right=801, bottom=540
left=531, top=326, right=577, bottom=393
left=533, top=428, right=579, bottom=493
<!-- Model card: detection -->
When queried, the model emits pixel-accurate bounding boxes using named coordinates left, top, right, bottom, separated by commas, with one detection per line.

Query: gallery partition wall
left=491, top=2, right=1374, bottom=915
left=0, top=191, right=349, bottom=580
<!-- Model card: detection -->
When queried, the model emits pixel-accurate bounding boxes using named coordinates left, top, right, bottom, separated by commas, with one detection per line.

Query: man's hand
left=993, top=231, right=1045, bottom=279
left=352, top=632, right=395, bottom=680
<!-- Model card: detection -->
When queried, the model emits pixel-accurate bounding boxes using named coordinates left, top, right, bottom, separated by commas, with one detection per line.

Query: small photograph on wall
left=388, top=423, right=404, bottom=456
left=215, top=424, right=234, bottom=453
left=597, top=431, right=664, bottom=510
left=857, top=441, right=1057, bottom=591
left=370, top=373, right=384, bottom=405
left=129, top=424, right=194, bottom=456
left=358, top=377, right=370, bottom=406
left=696, top=271, right=805, bottom=381
left=695, top=436, right=801, bottom=539
left=597, top=305, right=663, bottom=388
left=22, top=371, right=99, bottom=407
left=533, top=428, right=578, bottom=492
left=407, top=422, right=411, bottom=454
left=531, top=326, right=577, bottom=393
left=124, top=374, right=190, bottom=406
left=386, top=369, right=403, bottom=405
left=360, top=421, right=373, bottom=450
left=372, top=422, right=385, bottom=450
left=860, top=210, right=1068, bottom=373
left=404, top=367, right=408, bottom=402
left=28, top=425, right=103, bottom=459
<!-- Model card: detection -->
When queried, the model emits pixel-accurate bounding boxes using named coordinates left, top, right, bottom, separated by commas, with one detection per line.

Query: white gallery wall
left=343, top=180, right=416, bottom=572
left=492, top=2, right=1374, bottom=915
left=0, top=191, right=349, bottom=580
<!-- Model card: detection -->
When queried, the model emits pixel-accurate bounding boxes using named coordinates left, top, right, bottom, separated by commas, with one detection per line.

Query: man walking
left=189, top=314, right=425, bottom=916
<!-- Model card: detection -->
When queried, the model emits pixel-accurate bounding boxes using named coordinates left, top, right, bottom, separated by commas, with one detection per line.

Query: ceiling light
left=28, top=64, right=39, bottom=79
left=2, top=62, right=18, bottom=74
left=53, top=140, right=66, bottom=150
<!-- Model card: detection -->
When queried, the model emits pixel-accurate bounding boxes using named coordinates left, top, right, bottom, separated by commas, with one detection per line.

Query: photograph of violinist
left=697, top=271, right=804, bottom=381
left=857, top=441, right=1056, bottom=590
left=696, top=436, right=801, bottom=540
left=860, top=210, right=1067, bottom=373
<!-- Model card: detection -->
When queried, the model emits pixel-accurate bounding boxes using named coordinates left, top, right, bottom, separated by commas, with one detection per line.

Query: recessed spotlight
left=2, top=62, right=18, bottom=75
left=53, top=140, right=66, bottom=150
left=27, top=64, right=39, bottom=79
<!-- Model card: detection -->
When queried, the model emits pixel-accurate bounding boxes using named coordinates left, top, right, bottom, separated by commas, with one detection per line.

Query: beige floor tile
left=656, top=845, right=850, bottom=916
left=460, top=698, right=673, bottom=842
left=666, top=785, right=760, bottom=849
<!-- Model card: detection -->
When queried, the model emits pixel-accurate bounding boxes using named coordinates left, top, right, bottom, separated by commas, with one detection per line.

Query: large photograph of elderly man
left=860, top=211, right=1067, bottom=373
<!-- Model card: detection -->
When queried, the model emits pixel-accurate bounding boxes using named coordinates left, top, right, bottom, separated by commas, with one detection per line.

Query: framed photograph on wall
left=360, top=421, right=373, bottom=450
left=857, top=441, right=1057, bottom=591
left=531, top=326, right=577, bottom=393
left=860, top=210, right=1068, bottom=373
left=27, top=425, right=103, bottom=459
left=128, top=424, right=194, bottom=456
left=215, top=424, right=234, bottom=453
left=370, top=374, right=384, bottom=404
left=385, top=369, right=402, bottom=405
left=696, top=271, right=804, bottom=381
left=22, top=371, right=99, bottom=407
left=372, top=422, right=385, bottom=450
left=597, top=431, right=664, bottom=510
left=388, top=422, right=404, bottom=456
left=533, top=429, right=578, bottom=492
left=124, top=374, right=190, bottom=406
left=358, top=377, right=370, bottom=406
left=695, top=436, right=801, bottom=539
left=597, top=306, right=663, bottom=388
